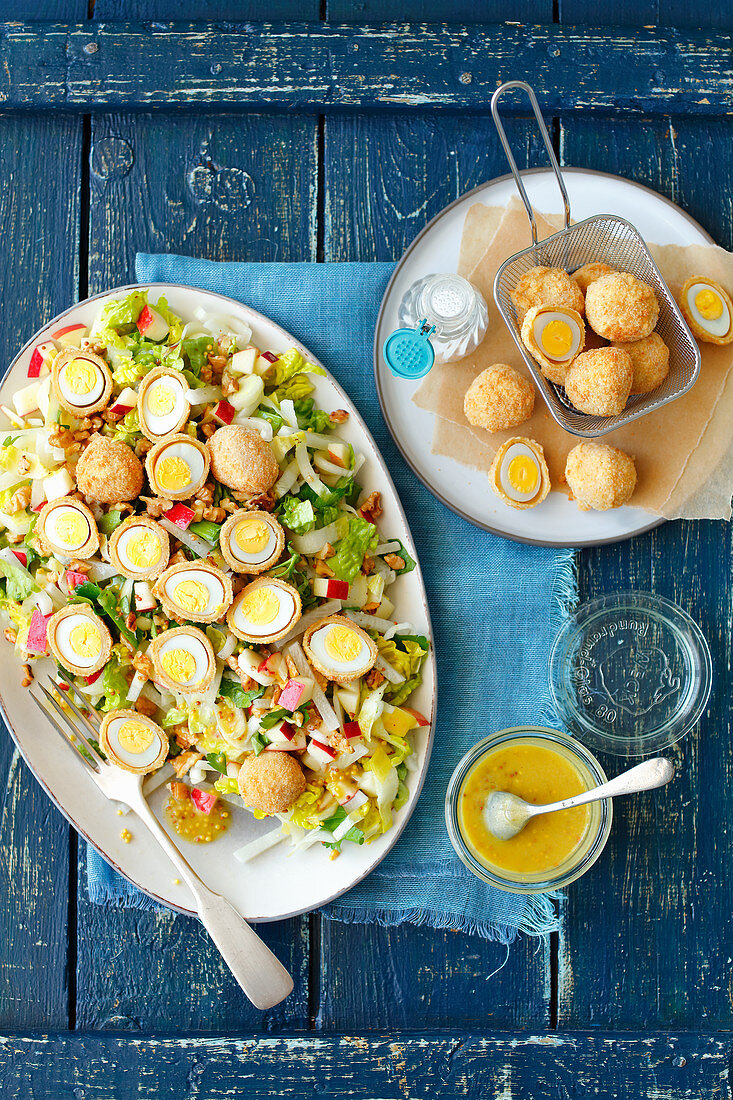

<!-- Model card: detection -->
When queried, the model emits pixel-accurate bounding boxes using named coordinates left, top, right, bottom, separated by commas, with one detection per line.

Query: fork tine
left=53, top=672, right=101, bottom=730
left=37, top=684, right=106, bottom=769
left=31, top=692, right=101, bottom=773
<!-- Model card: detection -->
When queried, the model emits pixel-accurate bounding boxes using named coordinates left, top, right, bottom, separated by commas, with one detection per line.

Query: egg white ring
left=105, top=715, right=165, bottom=769
left=307, top=624, right=372, bottom=676
left=116, top=524, right=166, bottom=575
left=152, top=442, right=206, bottom=495
left=498, top=442, right=543, bottom=504
left=532, top=311, right=582, bottom=363
left=57, top=358, right=107, bottom=407
left=156, top=632, right=212, bottom=687
left=163, top=570, right=227, bottom=618
left=686, top=282, right=731, bottom=338
left=142, top=377, right=189, bottom=437
left=42, top=504, right=92, bottom=552
left=232, top=585, right=297, bottom=638
left=53, top=612, right=106, bottom=669
left=227, top=519, right=279, bottom=566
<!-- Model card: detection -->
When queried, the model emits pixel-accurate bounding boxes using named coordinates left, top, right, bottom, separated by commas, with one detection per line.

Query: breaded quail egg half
left=52, top=349, right=112, bottom=416
left=154, top=562, right=233, bottom=624
left=100, top=710, right=168, bottom=774
left=150, top=625, right=216, bottom=694
left=521, top=305, right=584, bottom=383
left=227, top=578, right=301, bottom=643
left=138, top=369, right=190, bottom=441
left=679, top=276, right=733, bottom=345
left=219, top=509, right=285, bottom=574
left=109, top=515, right=170, bottom=580
left=303, top=615, right=377, bottom=683
left=488, top=437, right=550, bottom=510
left=145, top=435, right=210, bottom=500
left=47, top=605, right=112, bottom=675
left=37, top=498, right=99, bottom=558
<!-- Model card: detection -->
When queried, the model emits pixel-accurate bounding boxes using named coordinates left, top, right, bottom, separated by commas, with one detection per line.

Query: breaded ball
left=612, top=332, right=670, bottom=395
left=75, top=434, right=144, bottom=503
left=510, top=266, right=585, bottom=322
left=585, top=272, right=659, bottom=341
left=237, top=751, right=306, bottom=815
left=572, top=263, right=616, bottom=295
left=564, top=347, right=633, bottom=417
left=565, top=441, right=637, bottom=511
left=206, top=425, right=279, bottom=494
left=463, top=363, right=535, bottom=432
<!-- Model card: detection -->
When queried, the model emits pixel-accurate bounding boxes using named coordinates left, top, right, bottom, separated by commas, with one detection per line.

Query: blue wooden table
left=0, top=3, right=732, bottom=1097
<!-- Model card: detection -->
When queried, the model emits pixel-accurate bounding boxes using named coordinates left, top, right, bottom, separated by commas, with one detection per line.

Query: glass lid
left=549, top=591, right=712, bottom=757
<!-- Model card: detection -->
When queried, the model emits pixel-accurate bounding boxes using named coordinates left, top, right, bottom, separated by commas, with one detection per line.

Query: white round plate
left=0, top=284, right=435, bottom=920
left=375, top=168, right=714, bottom=547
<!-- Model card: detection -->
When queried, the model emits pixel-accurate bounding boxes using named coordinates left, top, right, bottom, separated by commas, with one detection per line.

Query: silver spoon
left=484, top=757, right=675, bottom=841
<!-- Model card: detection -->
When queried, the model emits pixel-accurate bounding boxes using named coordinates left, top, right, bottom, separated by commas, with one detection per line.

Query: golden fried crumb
left=572, top=263, right=616, bottom=295
left=237, top=752, right=306, bottom=814
left=206, top=425, right=279, bottom=494
left=510, top=266, right=585, bottom=322
left=585, top=272, right=659, bottom=341
left=612, top=332, right=670, bottom=394
left=565, top=441, right=637, bottom=510
left=75, top=434, right=144, bottom=503
left=564, top=347, right=633, bottom=416
left=463, top=363, right=535, bottom=432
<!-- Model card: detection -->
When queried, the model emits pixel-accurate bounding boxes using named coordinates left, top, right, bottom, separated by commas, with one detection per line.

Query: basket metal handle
left=491, top=80, right=571, bottom=245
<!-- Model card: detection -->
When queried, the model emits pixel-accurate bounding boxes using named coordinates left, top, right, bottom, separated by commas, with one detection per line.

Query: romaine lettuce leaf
left=277, top=496, right=316, bottom=535
left=328, top=515, right=378, bottom=582
left=376, top=636, right=429, bottom=706
left=0, top=555, right=36, bottom=601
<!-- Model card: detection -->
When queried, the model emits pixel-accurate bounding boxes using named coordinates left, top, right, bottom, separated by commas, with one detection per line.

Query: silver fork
left=32, top=675, right=293, bottom=1010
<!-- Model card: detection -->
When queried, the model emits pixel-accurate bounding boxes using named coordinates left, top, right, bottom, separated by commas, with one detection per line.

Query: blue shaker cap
left=383, top=319, right=436, bottom=379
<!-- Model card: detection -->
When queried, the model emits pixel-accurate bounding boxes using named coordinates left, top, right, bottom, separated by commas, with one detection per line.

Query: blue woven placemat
left=86, top=255, right=574, bottom=942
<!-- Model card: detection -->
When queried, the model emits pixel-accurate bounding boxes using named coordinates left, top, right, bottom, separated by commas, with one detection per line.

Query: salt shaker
left=397, top=273, right=489, bottom=364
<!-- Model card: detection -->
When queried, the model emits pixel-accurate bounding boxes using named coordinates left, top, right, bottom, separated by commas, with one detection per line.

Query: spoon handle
left=535, top=757, right=675, bottom=815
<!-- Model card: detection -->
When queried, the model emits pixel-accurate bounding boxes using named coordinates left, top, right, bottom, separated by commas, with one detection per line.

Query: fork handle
left=130, top=792, right=293, bottom=1010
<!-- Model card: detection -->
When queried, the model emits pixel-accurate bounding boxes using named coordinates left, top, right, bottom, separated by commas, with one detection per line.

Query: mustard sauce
left=164, top=796, right=231, bottom=844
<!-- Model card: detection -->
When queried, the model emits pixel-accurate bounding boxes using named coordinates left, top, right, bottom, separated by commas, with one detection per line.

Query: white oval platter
left=0, top=283, right=436, bottom=921
left=374, top=168, right=714, bottom=548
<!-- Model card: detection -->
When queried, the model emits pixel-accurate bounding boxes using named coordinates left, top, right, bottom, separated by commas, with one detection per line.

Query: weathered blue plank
left=0, top=24, right=731, bottom=115
left=0, top=114, right=82, bottom=1029
left=1, top=0, right=87, bottom=16
left=76, top=110, right=318, bottom=1031
left=93, top=0, right=320, bottom=17
left=558, top=114, right=733, bottom=1028
left=329, top=0, right=553, bottom=20
left=1, top=1030, right=730, bottom=1098
left=320, top=111, right=554, bottom=1029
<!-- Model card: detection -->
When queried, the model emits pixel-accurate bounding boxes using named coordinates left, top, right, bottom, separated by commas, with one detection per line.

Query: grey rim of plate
left=548, top=591, right=713, bottom=757
left=373, top=167, right=716, bottom=549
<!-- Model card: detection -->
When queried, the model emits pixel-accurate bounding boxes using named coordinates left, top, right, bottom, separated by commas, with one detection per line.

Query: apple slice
left=403, top=707, right=430, bottom=727
left=266, top=719, right=298, bottom=744
left=65, top=570, right=88, bottom=592
left=254, top=352, right=279, bottom=376
left=190, top=788, right=218, bottom=814
left=212, top=400, right=236, bottom=426
left=134, top=580, right=157, bottom=612
left=109, top=387, right=138, bottom=416
left=12, top=381, right=41, bottom=418
left=43, top=468, right=75, bottom=502
left=136, top=305, right=169, bottom=342
left=342, top=789, right=368, bottom=813
left=28, top=342, right=55, bottom=379
left=11, top=549, right=27, bottom=568
left=327, top=442, right=351, bottom=470
left=230, top=347, right=258, bottom=376
left=312, top=577, right=350, bottom=601
left=52, top=323, right=87, bottom=348
left=163, top=503, right=195, bottom=530
left=335, top=682, right=361, bottom=717
left=307, top=738, right=338, bottom=766
left=84, top=667, right=104, bottom=686
left=278, top=676, right=315, bottom=712
left=265, top=729, right=307, bottom=752
left=343, top=721, right=361, bottom=740
left=27, top=608, right=51, bottom=653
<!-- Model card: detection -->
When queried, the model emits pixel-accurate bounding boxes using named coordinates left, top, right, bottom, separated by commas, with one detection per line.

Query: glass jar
left=397, top=273, right=489, bottom=363
left=445, top=727, right=612, bottom=894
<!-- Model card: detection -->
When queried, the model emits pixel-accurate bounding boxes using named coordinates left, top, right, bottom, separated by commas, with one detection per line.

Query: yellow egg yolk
left=174, top=578, right=209, bottom=613
left=117, top=719, right=155, bottom=755
left=69, top=621, right=101, bottom=660
left=325, top=625, right=362, bottom=664
left=694, top=287, right=724, bottom=320
left=147, top=384, right=177, bottom=417
left=161, top=647, right=196, bottom=684
left=240, top=586, right=280, bottom=626
left=540, top=319, right=574, bottom=358
left=507, top=455, right=539, bottom=495
left=235, top=516, right=270, bottom=555
left=157, top=455, right=191, bottom=493
left=64, top=358, right=98, bottom=396
left=54, top=510, right=88, bottom=548
left=127, top=530, right=162, bottom=569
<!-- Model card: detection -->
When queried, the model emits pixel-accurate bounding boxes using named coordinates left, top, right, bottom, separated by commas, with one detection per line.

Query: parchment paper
left=414, top=199, right=733, bottom=520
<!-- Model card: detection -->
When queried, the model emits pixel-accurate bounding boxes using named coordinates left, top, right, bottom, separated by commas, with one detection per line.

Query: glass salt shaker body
left=397, top=273, right=489, bottom=364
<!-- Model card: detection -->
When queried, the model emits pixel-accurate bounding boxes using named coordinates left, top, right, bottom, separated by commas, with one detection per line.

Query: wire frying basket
left=491, top=81, right=701, bottom=438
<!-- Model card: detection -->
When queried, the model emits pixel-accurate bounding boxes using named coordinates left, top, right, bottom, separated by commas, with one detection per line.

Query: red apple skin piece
left=278, top=680, right=306, bottom=712
left=65, top=570, right=87, bottom=591
left=11, top=550, right=27, bottom=568
left=309, top=738, right=337, bottom=759
left=403, top=707, right=430, bottom=727
left=261, top=352, right=279, bottom=364
left=108, top=387, right=138, bottom=416
left=327, top=443, right=351, bottom=470
left=327, top=579, right=349, bottom=600
left=84, top=668, right=103, bottom=686
left=136, top=305, right=169, bottom=342
left=190, top=788, right=218, bottom=814
left=343, top=721, right=362, bottom=739
left=52, top=324, right=86, bottom=348
left=28, top=343, right=54, bottom=378
left=27, top=609, right=52, bottom=653
left=164, top=503, right=195, bottom=530
left=213, top=400, right=236, bottom=425
left=31, top=500, right=47, bottom=513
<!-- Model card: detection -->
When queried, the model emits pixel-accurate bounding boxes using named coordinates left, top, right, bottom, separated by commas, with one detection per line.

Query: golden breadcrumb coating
left=488, top=436, right=551, bottom=511
left=510, top=266, right=585, bottom=322
left=564, top=347, right=633, bottom=416
left=679, top=276, right=733, bottom=345
left=565, top=441, right=637, bottom=511
left=463, top=363, right=535, bottom=432
left=206, top=425, right=279, bottom=494
left=75, top=434, right=144, bottom=503
left=52, top=349, right=113, bottom=416
left=238, top=751, right=306, bottom=814
left=520, top=305, right=585, bottom=384
left=572, top=263, right=616, bottom=295
left=585, top=272, right=659, bottom=341
left=99, top=710, right=168, bottom=775
left=37, top=498, right=99, bottom=559
left=612, top=332, right=670, bottom=395
left=303, top=614, right=378, bottom=684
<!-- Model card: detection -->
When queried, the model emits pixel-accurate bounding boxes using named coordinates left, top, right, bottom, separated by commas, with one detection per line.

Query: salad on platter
left=0, top=290, right=431, bottom=861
